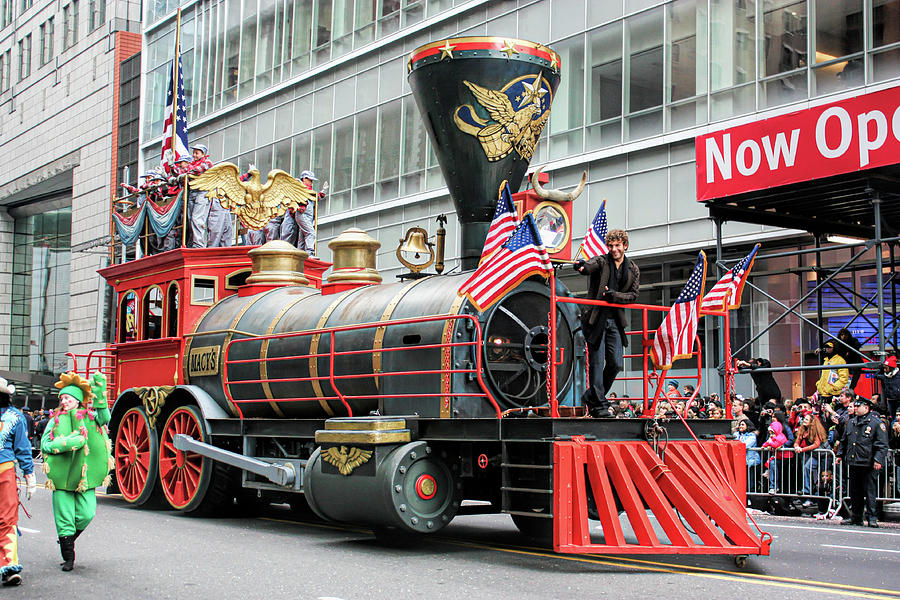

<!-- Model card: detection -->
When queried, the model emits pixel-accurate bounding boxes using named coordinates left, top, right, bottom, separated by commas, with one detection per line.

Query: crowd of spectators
left=15, top=408, right=49, bottom=458
left=602, top=328, right=900, bottom=520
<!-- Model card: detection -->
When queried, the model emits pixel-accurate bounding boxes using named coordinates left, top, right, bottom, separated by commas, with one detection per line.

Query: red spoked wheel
left=158, top=405, right=232, bottom=514
left=114, top=407, right=161, bottom=506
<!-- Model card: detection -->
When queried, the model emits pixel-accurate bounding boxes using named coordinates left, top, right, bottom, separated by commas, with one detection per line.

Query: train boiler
left=89, top=37, right=771, bottom=562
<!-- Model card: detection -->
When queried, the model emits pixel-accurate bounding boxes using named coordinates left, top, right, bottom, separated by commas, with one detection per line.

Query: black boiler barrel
left=184, top=274, right=580, bottom=419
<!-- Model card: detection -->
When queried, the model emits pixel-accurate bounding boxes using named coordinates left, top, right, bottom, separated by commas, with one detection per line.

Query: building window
left=40, top=17, right=54, bottom=66
left=191, top=276, right=216, bottom=304
left=19, top=0, right=31, bottom=13
left=166, top=282, right=179, bottom=337
left=0, top=49, right=10, bottom=92
left=1, top=0, right=11, bottom=28
left=64, top=1, right=79, bottom=50
left=10, top=205, right=73, bottom=375
left=142, top=286, right=163, bottom=340
left=118, top=291, right=137, bottom=343
left=117, top=52, right=141, bottom=191
left=89, top=0, right=104, bottom=31
left=17, top=33, right=31, bottom=80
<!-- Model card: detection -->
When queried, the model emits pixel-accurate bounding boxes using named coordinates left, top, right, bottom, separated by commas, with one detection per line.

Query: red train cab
left=98, top=247, right=329, bottom=400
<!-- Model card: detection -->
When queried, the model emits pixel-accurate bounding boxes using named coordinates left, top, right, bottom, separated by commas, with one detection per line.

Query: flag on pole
left=700, top=243, right=760, bottom=312
left=458, top=213, right=552, bottom=312
left=651, top=251, right=707, bottom=369
left=577, top=200, right=609, bottom=259
left=480, top=181, right=519, bottom=264
left=161, top=19, right=190, bottom=164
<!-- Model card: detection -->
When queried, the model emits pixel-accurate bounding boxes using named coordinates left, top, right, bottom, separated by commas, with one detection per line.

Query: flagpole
left=723, top=291, right=734, bottom=418
left=170, top=9, right=190, bottom=248
left=171, top=9, right=181, bottom=164
left=549, top=268, right=559, bottom=418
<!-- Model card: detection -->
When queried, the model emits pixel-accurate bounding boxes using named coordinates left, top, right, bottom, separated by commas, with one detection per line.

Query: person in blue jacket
left=0, top=377, right=36, bottom=587
left=735, top=417, right=761, bottom=493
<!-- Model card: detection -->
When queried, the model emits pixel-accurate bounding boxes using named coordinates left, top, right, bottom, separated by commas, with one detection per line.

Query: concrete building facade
left=0, top=0, right=141, bottom=397
left=137, top=0, right=899, bottom=399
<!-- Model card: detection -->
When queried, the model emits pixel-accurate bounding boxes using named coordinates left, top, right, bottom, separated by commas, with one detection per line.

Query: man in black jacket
left=838, top=397, right=889, bottom=527
left=736, top=357, right=782, bottom=403
left=574, top=229, right=640, bottom=417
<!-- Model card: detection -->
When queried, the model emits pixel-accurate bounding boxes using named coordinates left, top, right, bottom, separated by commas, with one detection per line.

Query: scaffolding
left=705, top=163, right=900, bottom=397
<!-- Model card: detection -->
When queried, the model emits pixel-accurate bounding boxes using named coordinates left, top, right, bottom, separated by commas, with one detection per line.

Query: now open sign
left=696, top=85, right=900, bottom=201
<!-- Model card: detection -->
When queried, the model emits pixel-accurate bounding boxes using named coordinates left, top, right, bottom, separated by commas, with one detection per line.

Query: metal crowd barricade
left=868, top=447, right=900, bottom=508
left=746, top=447, right=843, bottom=514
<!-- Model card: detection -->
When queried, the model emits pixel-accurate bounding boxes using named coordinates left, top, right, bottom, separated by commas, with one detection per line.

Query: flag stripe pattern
left=480, top=182, right=519, bottom=263
left=161, top=38, right=190, bottom=162
left=578, top=200, right=609, bottom=259
left=700, top=243, right=760, bottom=312
left=459, top=213, right=552, bottom=312
left=651, top=251, right=707, bottom=369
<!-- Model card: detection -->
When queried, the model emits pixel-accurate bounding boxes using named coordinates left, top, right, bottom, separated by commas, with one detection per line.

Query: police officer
left=838, top=396, right=889, bottom=527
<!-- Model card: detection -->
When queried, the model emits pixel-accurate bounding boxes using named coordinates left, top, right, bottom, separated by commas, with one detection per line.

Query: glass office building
left=139, top=0, right=900, bottom=398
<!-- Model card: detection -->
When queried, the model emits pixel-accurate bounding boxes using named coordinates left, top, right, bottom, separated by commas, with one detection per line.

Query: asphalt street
left=9, top=471, right=900, bottom=600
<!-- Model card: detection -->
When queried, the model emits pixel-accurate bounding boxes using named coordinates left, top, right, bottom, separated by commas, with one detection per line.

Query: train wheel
left=114, top=407, right=163, bottom=507
left=158, top=405, right=232, bottom=515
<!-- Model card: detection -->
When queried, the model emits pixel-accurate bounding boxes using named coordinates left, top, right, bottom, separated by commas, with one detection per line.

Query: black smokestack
left=407, top=37, right=561, bottom=269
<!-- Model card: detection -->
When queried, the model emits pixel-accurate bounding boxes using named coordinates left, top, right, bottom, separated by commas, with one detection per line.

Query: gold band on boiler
left=309, top=288, right=368, bottom=414
left=372, top=278, right=430, bottom=388
left=221, top=290, right=279, bottom=416
left=440, top=294, right=467, bottom=418
left=260, top=290, right=317, bottom=417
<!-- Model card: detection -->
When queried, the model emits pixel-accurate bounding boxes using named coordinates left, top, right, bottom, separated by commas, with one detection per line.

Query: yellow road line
left=582, top=552, right=900, bottom=598
left=262, top=515, right=900, bottom=600
left=443, top=540, right=900, bottom=600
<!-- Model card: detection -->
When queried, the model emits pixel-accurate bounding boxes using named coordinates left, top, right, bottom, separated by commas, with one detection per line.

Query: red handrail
left=553, top=293, right=705, bottom=418
left=222, top=313, right=501, bottom=419
left=66, top=348, right=117, bottom=393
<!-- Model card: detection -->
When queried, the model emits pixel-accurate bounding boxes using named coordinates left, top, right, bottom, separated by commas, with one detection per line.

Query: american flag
left=480, top=181, right=519, bottom=264
left=161, top=33, right=190, bottom=163
left=651, top=251, right=707, bottom=369
left=577, top=200, right=608, bottom=259
left=700, top=243, right=760, bottom=312
left=459, top=213, right=552, bottom=312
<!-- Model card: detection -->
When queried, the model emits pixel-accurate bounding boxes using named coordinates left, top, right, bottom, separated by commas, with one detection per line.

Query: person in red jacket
left=186, top=143, right=233, bottom=247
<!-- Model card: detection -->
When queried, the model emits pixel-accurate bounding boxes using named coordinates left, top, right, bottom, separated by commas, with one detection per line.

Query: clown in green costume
left=40, top=372, right=112, bottom=572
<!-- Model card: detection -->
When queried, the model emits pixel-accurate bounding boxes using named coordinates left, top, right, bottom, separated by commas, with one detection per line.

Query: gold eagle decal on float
left=189, top=164, right=316, bottom=231
left=453, top=73, right=552, bottom=162
left=321, top=446, right=373, bottom=476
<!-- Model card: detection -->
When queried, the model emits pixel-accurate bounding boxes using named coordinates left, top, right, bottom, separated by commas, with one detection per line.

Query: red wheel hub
left=159, top=408, right=204, bottom=509
left=115, top=409, right=154, bottom=503
left=415, top=474, right=437, bottom=500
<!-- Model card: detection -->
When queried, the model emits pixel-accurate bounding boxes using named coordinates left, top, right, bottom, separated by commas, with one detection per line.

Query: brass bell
left=399, top=229, right=431, bottom=257
left=397, top=226, right=435, bottom=273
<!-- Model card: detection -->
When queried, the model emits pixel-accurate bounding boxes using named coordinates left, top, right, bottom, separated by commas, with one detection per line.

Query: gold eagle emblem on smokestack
left=453, top=73, right=552, bottom=162
left=190, top=164, right=316, bottom=231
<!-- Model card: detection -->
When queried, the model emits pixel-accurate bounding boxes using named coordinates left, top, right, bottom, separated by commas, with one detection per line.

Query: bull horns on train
left=531, top=167, right=586, bottom=202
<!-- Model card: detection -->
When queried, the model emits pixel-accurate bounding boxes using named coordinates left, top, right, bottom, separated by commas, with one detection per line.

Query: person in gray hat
left=284, top=169, right=327, bottom=255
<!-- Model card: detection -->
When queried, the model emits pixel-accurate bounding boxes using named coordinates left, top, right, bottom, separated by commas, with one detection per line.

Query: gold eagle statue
left=189, top=163, right=316, bottom=231
left=454, top=73, right=550, bottom=162
left=321, top=446, right=373, bottom=476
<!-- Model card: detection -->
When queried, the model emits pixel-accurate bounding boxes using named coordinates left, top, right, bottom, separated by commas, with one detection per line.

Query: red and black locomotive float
left=74, top=37, right=770, bottom=563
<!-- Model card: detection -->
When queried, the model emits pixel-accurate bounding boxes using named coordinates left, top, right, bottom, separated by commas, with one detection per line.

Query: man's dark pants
left=847, top=465, right=879, bottom=522
left=582, top=317, right=623, bottom=411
